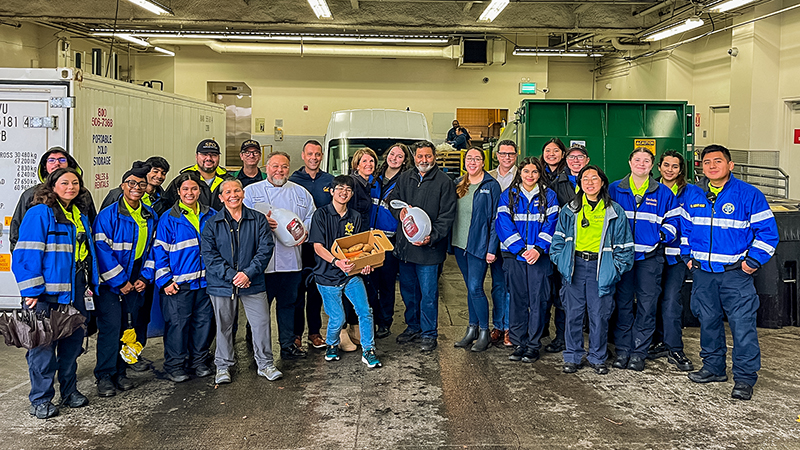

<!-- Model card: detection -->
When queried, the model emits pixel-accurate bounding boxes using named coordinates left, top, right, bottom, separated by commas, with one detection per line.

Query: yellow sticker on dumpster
left=634, top=139, right=656, bottom=154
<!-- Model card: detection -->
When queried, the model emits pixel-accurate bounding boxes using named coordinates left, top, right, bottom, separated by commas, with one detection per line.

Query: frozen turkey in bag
left=390, top=200, right=431, bottom=243
left=252, top=202, right=307, bottom=246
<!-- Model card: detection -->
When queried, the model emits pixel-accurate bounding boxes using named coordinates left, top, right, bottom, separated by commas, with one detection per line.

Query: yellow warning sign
left=0, top=254, right=10, bottom=272
left=634, top=139, right=656, bottom=154
left=4, top=216, right=11, bottom=227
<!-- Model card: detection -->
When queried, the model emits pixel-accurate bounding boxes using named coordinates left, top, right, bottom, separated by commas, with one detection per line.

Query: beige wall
left=547, top=60, right=595, bottom=99
left=0, top=23, right=40, bottom=68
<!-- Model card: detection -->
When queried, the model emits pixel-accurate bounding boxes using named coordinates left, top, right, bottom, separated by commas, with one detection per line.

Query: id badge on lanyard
left=84, top=287, right=95, bottom=311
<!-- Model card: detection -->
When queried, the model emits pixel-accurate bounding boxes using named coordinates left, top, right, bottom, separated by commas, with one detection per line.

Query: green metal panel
left=519, top=100, right=695, bottom=184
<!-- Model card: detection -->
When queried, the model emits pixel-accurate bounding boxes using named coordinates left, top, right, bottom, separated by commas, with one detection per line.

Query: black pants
left=266, top=271, right=302, bottom=349
left=368, top=243, right=399, bottom=328
left=133, top=284, right=155, bottom=347
left=294, top=243, right=324, bottom=337
left=94, top=286, right=144, bottom=380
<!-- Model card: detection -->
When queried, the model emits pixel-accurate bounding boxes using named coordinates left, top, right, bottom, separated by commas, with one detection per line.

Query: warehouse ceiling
left=0, top=0, right=773, bottom=54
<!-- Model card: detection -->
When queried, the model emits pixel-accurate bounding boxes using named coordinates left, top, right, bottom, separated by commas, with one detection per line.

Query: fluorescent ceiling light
left=478, top=0, right=510, bottom=22
left=307, top=0, right=333, bottom=19
left=153, top=46, right=175, bottom=56
left=513, top=48, right=602, bottom=57
left=709, top=0, right=757, bottom=12
left=125, top=0, right=173, bottom=15
left=643, top=17, right=704, bottom=41
left=116, top=34, right=151, bottom=47
left=91, top=29, right=449, bottom=44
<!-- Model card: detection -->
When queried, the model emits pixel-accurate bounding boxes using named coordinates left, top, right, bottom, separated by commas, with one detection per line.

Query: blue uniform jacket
left=662, top=183, right=705, bottom=265
left=289, top=168, right=334, bottom=209
left=453, top=172, right=502, bottom=259
left=680, top=175, right=779, bottom=273
left=93, top=198, right=158, bottom=293
left=12, top=203, right=100, bottom=304
left=201, top=207, right=275, bottom=297
left=609, top=175, right=680, bottom=261
left=550, top=199, right=634, bottom=297
left=369, top=171, right=401, bottom=236
left=495, top=185, right=559, bottom=262
left=152, top=203, right=216, bottom=290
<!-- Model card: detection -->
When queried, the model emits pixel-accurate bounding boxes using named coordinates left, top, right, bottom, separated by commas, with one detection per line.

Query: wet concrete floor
left=1, top=257, right=800, bottom=449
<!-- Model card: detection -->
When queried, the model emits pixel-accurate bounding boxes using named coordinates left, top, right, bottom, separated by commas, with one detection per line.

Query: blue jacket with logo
left=661, top=183, right=705, bottom=265
left=152, top=203, right=216, bottom=290
left=453, top=172, right=502, bottom=259
left=12, top=203, right=100, bottom=304
left=93, top=198, right=158, bottom=293
left=609, top=175, right=680, bottom=261
left=495, top=185, right=559, bottom=262
left=680, top=175, right=778, bottom=273
left=550, top=199, right=634, bottom=297
left=369, top=171, right=402, bottom=236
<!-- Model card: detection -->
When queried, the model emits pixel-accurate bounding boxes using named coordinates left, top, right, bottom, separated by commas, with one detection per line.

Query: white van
left=322, top=109, right=431, bottom=175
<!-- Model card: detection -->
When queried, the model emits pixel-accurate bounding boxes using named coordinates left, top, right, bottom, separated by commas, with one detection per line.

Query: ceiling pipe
left=149, top=38, right=460, bottom=59
left=632, top=0, right=675, bottom=17
left=610, top=37, right=650, bottom=50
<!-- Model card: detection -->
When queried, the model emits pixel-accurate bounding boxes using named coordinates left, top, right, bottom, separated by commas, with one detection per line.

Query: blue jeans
left=454, top=248, right=490, bottom=329
left=398, top=261, right=440, bottom=338
left=691, top=268, right=760, bottom=386
left=318, top=277, right=375, bottom=350
left=612, top=255, right=664, bottom=358
left=490, top=256, right=510, bottom=330
left=563, top=258, right=614, bottom=365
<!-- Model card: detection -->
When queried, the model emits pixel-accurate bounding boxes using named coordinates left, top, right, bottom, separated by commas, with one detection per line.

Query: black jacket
left=348, top=173, right=373, bottom=233
left=100, top=185, right=168, bottom=217
left=550, top=168, right=578, bottom=208
left=200, top=206, right=274, bottom=297
left=9, top=149, right=96, bottom=252
left=163, top=165, right=235, bottom=212
left=389, top=164, right=457, bottom=265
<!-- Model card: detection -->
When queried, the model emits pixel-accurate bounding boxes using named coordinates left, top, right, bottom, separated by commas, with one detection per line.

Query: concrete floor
left=2, top=257, right=800, bottom=450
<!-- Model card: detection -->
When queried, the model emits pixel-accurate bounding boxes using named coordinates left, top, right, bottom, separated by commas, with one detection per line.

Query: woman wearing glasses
left=92, top=162, right=158, bottom=397
left=608, top=148, right=682, bottom=372
left=452, top=148, right=502, bottom=352
left=550, top=144, right=590, bottom=208
left=550, top=165, right=634, bottom=375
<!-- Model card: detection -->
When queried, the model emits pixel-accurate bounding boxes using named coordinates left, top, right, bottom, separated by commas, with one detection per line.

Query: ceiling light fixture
left=124, top=0, right=173, bottom=15
left=513, top=48, right=602, bottom=57
left=91, top=30, right=449, bottom=44
left=643, top=17, right=704, bottom=41
left=153, top=46, right=175, bottom=56
left=477, top=0, right=510, bottom=22
left=116, top=34, right=151, bottom=47
left=307, top=0, right=333, bottom=19
left=709, top=0, right=757, bottom=13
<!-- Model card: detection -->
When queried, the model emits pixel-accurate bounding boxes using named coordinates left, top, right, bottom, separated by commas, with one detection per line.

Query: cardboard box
left=331, top=230, right=395, bottom=276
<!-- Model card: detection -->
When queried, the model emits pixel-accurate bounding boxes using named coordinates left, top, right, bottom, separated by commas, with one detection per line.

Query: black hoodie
left=9, top=148, right=97, bottom=251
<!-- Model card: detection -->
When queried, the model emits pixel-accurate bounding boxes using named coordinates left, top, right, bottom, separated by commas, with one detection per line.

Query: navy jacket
left=101, top=185, right=168, bottom=217
left=289, top=168, right=335, bottom=209
left=349, top=173, right=374, bottom=233
left=453, top=172, right=502, bottom=259
left=550, top=169, right=579, bottom=207
left=201, top=207, right=274, bottom=297
left=369, top=170, right=402, bottom=236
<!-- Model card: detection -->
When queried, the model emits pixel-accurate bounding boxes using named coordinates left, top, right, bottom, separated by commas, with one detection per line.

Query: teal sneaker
left=361, top=349, right=382, bottom=368
left=325, top=345, right=340, bottom=361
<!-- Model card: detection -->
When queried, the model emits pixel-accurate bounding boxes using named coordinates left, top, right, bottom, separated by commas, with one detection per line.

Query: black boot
left=454, top=325, right=479, bottom=348
left=471, top=328, right=491, bottom=352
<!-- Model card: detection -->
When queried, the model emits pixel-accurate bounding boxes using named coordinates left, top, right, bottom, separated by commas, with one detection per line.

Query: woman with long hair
left=550, top=165, right=634, bottom=375
left=12, top=168, right=99, bottom=418
left=540, top=138, right=567, bottom=185
left=608, top=148, right=681, bottom=372
left=369, top=143, right=412, bottom=339
left=452, top=148, right=502, bottom=352
left=495, top=157, right=559, bottom=363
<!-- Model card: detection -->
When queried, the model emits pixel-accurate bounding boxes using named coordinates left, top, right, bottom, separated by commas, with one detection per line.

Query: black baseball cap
left=241, top=139, right=261, bottom=153
left=567, top=143, right=588, bottom=156
left=196, top=139, right=221, bottom=154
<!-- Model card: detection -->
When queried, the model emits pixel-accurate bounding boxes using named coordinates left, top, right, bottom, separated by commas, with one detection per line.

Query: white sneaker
left=215, top=368, right=231, bottom=384
left=257, top=365, right=283, bottom=381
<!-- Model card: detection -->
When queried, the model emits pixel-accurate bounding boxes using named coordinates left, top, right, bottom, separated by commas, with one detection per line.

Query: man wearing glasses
left=552, top=144, right=591, bottom=207
left=10, top=146, right=97, bottom=252
left=231, top=140, right=267, bottom=188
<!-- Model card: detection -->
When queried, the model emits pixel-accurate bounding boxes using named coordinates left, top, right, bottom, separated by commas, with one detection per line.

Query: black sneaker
left=396, top=328, right=421, bottom=344
left=61, top=391, right=89, bottom=408
left=563, top=362, right=581, bottom=373
left=627, top=355, right=645, bottom=371
left=97, top=375, right=117, bottom=397
left=419, top=337, right=438, bottom=352
left=688, top=368, right=728, bottom=384
left=508, top=346, right=525, bottom=362
left=166, top=369, right=189, bottom=383
left=521, top=348, right=540, bottom=363
left=544, top=338, right=566, bottom=353
left=280, top=343, right=308, bottom=360
left=612, top=354, right=629, bottom=369
left=590, top=362, right=609, bottom=375
left=325, top=345, right=341, bottom=361
left=375, top=325, right=392, bottom=339
left=667, top=351, right=694, bottom=371
left=116, top=375, right=135, bottom=391
left=29, top=401, right=59, bottom=419
left=647, top=341, right=669, bottom=360
left=194, top=363, right=213, bottom=378
left=731, top=382, right=753, bottom=400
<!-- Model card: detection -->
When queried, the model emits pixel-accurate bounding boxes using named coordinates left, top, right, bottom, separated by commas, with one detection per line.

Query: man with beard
left=244, top=152, right=316, bottom=360
left=389, top=141, right=457, bottom=352
left=163, top=139, right=234, bottom=211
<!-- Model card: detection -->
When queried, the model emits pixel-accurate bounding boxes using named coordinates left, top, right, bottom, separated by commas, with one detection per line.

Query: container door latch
left=50, top=97, right=76, bottom=108
left=24, top=116, right=58, bottom=130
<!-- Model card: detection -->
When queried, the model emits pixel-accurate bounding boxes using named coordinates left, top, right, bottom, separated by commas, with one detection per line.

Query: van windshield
left=327, top=138, right=419, bottom=176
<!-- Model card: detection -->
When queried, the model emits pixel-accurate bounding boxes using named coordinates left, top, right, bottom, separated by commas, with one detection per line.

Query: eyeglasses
left=333, top=186, right=353, bottom=194
left=47, top=157, right=68, bottom=164
left=125, top=180, right=148, bottom=189
left=567, top=155, right=587, bottom=161
left=241, top=150, right=261, bottom=156
left=581, top=176, right=600, bottom=184
left=465, top=157, right=483, bottom=163
left=497, top=152, right=517, bottom=158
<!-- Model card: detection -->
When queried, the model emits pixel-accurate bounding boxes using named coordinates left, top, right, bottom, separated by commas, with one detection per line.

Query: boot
left=347, top=324, right=361, bottom=346
left=471, top=328, right=491, bottom=352
left=339, top=329, right=357, bottom=352
left=454, top=325, right=479, bottom=348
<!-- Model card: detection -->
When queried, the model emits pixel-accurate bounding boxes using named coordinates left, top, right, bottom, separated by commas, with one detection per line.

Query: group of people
left=10, top=132, right=778, bottom=420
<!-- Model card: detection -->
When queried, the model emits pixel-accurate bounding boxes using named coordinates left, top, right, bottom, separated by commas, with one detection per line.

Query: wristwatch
left=331, top=258, right=339, bottom=266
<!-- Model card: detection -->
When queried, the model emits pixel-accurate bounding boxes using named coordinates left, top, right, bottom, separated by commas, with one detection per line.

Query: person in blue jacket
left=682, top=144, right=779, bottom=400
left=495, top=156, right=559, bottom=363
left=647, top=150, right=698, bottom=371
left=608, top=147, right=681, bottom=372
left=452, top=148, right=502, bottom=352
left=368, top=143, right=412, bottom=339
left=92, top=161, right=158, bottom=398
left=550, top=165, right=634, bottom=375
left=152, top=172, right=216, bottom=383
left=12, top=167, right=99, bottom=419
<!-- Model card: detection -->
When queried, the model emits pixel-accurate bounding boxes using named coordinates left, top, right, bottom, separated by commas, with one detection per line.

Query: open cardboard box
left=331, top=230, right=395, bottom=276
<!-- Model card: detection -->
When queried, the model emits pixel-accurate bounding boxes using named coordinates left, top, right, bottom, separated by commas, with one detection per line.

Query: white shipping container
left=0, top=68, right=225, bottom=308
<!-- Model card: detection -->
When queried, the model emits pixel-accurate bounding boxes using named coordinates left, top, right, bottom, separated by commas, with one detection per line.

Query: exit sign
left=519, top=82, right=537, bottom=95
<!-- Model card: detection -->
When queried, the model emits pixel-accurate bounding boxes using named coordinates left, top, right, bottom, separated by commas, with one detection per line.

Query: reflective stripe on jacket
left=495, top=185, right=559, bottom=262
left=152, top=203, right=215, bottom=290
